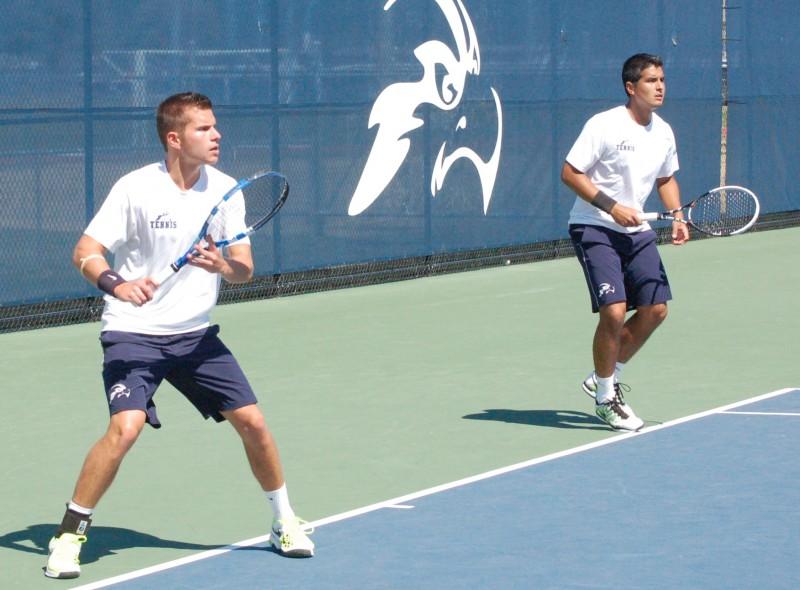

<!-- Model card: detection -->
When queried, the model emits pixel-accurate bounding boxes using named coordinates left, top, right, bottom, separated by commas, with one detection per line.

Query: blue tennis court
left=72, top=388, right=800, bottom=590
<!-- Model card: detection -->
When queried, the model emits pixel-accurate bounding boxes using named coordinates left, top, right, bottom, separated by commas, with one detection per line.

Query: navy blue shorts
left=100, top=325, right=258, bottom=428
left=569, top=224, right=672, bottom=313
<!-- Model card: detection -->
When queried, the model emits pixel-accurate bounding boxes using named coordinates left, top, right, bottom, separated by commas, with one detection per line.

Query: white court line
left=721, top=411, right=800, bottom=416
left=71, top=387, right=798, bottom=590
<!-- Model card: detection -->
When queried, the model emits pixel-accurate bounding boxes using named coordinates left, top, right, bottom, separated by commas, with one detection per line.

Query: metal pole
left=720, top=0, right=729, bottom=188
left=83, top=0, right=94, bottom=224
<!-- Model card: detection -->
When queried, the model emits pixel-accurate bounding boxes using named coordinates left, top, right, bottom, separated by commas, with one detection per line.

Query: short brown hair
left=156, top=92, right=213, bottom=150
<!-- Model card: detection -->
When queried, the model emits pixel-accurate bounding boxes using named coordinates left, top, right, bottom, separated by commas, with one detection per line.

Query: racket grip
left=640, top=212, right=660, bottom=222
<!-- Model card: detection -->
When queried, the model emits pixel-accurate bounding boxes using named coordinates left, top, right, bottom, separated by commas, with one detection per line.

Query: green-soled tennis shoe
left=595, top=395, right=644, bottom=432
left=44, top=533, right=86, bottom=579
left=583, top=373, right=642, bottom=423
left=270, top=517, right=315, bottom=558
left=582, top=372, right=601, bottom=399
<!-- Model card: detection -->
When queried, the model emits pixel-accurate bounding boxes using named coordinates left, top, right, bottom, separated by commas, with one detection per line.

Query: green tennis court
left=1, top=227, right=798, bottom=589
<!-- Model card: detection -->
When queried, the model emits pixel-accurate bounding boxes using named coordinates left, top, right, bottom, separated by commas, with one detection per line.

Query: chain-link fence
left=1, top=1, right=798, bottom=332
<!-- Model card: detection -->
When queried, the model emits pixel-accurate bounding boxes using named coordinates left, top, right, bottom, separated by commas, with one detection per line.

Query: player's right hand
left=115, top=278, right=158, bottom=306
left=610, top=203, right=643, bottom=227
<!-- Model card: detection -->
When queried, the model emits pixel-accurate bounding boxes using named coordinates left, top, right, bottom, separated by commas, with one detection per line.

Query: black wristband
left=591, top=190, right=617, bottom=214
left=97, top=269, right=126, bottom=296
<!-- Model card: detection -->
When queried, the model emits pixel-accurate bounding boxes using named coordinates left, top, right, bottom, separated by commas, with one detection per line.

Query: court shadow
left=463, top=408, right=611, bottom=431
left=0, top=524, right=224, bottom=564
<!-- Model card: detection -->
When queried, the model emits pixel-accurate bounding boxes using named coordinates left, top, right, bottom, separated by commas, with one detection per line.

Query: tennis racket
left=640, top=185, right=760, bottom=236
left=153, top=170, right=288, bottom=286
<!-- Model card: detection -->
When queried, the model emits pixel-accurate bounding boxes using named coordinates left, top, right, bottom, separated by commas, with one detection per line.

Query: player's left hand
left=671, top=220, right=690, bottom=245
left=187, top=235, right=228, bottom=274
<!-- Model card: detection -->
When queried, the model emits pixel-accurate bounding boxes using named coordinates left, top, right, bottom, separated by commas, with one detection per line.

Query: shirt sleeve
left=565, top=115, right=605, bottom=173
left=657, top=126, right=680, bottom=179
left=83, top=177, right=133, bottom=253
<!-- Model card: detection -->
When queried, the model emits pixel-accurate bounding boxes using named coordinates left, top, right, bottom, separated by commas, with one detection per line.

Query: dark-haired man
left=561, top=54, right=689, bottom=431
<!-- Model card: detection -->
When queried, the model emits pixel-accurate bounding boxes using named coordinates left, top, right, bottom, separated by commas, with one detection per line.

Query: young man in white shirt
left=45, top=92, right=313, bottom=580
left=561, top=54, right=690, bottom=432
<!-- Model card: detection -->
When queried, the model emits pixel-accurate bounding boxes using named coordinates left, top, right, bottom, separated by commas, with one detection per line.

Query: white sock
left=615, top=362, right=626, bottom=383
left=68, top=501, right=94, bottom=516
left=595, top=374, right=615, bottom=404
left=265, top=483, right=295, bottom=522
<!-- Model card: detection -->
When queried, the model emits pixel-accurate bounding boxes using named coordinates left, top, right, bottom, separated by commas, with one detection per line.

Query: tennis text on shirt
left=565, top=105, right=679, bottom=233
left=83, top=162, right=249, bottom=335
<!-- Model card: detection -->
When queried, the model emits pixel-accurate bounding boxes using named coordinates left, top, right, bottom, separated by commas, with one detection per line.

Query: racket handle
left=640, top=212, right=660, bottom=222
left=152, top=265, right=178, bottom=287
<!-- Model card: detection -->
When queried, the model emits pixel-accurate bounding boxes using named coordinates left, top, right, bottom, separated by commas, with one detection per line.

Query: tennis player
left=561, top=53, right=690, bottom=432
left=45, top=92, right=313, bottom=580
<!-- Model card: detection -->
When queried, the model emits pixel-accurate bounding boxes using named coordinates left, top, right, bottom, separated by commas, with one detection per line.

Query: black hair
left=622, top=53, right=664, bottom=96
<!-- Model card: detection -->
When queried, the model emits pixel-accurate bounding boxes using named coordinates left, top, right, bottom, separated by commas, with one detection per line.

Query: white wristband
left=79, top=254, right=105, bottom=275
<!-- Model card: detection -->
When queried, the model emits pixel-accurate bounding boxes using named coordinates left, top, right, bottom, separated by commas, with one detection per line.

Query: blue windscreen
left=0, top=1, right=794, bottom=306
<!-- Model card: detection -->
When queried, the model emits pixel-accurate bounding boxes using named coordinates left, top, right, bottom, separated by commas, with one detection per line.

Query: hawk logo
left=348, top=0, right=503, bottom=216
left=108, top=383, right=131, bottom=402
left=598, top=283, right=616, bottom=298
left=150, top=213, right=177, bottom=229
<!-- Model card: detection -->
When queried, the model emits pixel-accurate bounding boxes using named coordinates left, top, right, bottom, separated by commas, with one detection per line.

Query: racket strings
left=205, top=173, right=287, bottom=245
left=690, top=189, right=758, bottom=235
left=207, top=195, right=246, bottom=243
left=240, top=175, right=286, bottom=229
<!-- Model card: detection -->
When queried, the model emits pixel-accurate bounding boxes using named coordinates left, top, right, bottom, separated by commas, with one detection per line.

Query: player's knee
left=637, top=303, right=668, bottom=327
left=651, top=303, right=668, bottom=324
left=107, top=412, right=145, bottom=453
left=228, top=405, right=267, bottom=436
left=113, top=426, right=142, bottom=453
left=599, top=302, right=626, bottom=329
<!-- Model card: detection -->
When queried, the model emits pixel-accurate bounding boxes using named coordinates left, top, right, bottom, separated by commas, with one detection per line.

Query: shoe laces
left=598, top=392, right=630, bottom=419
left=274, top=517, right=314, bottom=539
left=613, top=382, right=631, bottom=405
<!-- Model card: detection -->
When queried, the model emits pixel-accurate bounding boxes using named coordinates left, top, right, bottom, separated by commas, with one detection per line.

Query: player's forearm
left=561, top=162, right=621, bottom=215
left=656, top=176, right=682, bottom=213
left=561, top=162, right=600, bottom=203
left=221, top=257, right=254, bottom=284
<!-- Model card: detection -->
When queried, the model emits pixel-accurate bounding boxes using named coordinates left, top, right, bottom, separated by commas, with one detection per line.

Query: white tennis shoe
left=581, top=372, right=601, bottom=399
left=595, top=396, right=644, bottom=432
left=270, top=516, right=315, bottom=558
left=44, top=533, right=86, bottom=579
left=582, top=373, right=644, bottom=431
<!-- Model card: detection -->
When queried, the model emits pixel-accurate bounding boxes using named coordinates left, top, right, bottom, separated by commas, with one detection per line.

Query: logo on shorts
left=109, top=383, right=131, bottom=402
left=598, top=283, right=616, bottom=298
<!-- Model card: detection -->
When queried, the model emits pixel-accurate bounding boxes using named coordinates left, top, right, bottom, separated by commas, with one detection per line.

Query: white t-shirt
left=85, top=162, right=248, bottom=335
left=566, top=105, right=679, bottom=233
